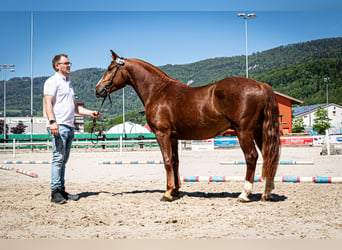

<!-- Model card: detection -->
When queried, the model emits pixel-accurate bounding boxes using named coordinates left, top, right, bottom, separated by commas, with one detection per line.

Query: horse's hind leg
left=254, top=125, right=276, bottom=201
left=237, top=130, right=258, bottom=202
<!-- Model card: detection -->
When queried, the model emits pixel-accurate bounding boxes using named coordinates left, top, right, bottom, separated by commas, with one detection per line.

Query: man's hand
left=91, top=111, right=101, bottom=120
left=50, top=122, right=59, bottom=136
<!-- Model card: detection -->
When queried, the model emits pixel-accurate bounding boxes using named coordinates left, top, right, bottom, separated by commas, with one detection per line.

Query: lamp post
left=237, top=13, right=256, bottom=78
left=0, top=64, right=15, bottom=140
left=324, top=77, right=330, bottom=105
left=324, top=77, right=330, bottom=155
left=30, top=11, right=34, bottom=150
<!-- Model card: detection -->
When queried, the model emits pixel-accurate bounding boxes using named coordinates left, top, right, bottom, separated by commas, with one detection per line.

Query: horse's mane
left=129, top=58, right=181, bottom=83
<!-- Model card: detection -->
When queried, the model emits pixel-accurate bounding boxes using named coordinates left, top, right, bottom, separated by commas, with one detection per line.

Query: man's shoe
left=61, top=188, right=79, bottom=201
left=51, top=189, right=67, bottom=204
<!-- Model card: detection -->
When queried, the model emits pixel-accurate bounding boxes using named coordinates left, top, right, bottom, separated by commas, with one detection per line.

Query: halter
left=91, top=58, right=126, bottom=144
left=103, top=58, right=127, bottom=95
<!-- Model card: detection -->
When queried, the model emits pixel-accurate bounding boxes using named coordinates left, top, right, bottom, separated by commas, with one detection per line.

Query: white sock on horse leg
left=238, top=181, right=253, bottom=201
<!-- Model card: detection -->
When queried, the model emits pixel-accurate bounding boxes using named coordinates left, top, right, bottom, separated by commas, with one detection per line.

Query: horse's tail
left=261, top=85, right=280, bottom=181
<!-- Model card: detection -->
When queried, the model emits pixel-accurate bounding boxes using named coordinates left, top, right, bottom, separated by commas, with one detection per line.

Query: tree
left=313, top=107, right=331, bottom=135
left=292, top=116, right=305, bottom=133
left=10, top=121, right=27, bottom=134
left=0, top=120, right=9, bottom=135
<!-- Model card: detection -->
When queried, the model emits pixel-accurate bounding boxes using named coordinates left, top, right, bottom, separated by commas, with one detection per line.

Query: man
left=138, top=132, right=144, bottom=149
left=44, top=54, right=99, bottom=204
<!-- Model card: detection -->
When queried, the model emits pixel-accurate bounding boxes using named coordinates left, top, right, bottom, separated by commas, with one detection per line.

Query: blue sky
left=1, top=0, right=342, bottom=78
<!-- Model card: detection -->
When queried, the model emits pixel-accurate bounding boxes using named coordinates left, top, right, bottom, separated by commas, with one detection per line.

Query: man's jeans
left=47, top=125, right=74, bottom=191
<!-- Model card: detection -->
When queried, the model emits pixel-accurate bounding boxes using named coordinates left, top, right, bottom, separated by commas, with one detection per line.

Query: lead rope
left=90, top=94, right=112, bottom=144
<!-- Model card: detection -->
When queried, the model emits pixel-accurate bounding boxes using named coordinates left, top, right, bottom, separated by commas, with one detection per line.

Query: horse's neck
left=127, top=60, right=171, bottom=106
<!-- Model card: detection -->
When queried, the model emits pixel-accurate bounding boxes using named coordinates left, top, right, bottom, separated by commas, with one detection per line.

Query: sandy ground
left=0, top=146, right=342, bottom=239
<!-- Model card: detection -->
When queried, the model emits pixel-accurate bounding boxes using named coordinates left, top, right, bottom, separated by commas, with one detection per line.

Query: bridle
left=103, top=58, right=127, bottom=95
left=91, top=58, right=126, bottom=144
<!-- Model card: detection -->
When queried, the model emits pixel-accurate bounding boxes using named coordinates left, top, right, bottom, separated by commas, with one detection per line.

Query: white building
left=3, top=117, right=47, bottom=134
left=293, top=103, right=342, bottom=134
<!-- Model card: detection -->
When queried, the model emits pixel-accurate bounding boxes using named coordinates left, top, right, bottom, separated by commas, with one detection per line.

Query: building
left=275, top=91, right=303, bottom=135
left=293, top=103, right=342, bottom=135
left=3, top=117, right=47, bottom=134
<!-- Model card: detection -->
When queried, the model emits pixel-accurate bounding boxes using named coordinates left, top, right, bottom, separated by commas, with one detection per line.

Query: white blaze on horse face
left=95, top=75, right=105, bottom=88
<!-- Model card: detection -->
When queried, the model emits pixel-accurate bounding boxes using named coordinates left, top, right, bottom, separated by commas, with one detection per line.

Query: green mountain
left=1, top=37, right=341, bottom=121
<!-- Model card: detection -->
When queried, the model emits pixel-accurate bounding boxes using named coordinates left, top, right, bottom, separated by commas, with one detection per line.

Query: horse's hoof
left=261, top=195, right=274, bottom=201
left=237, top=197, right=250, bottom=203
left=160, top=195, right=173, bottom=202
left=171, top=190, right=181, bottom=198
left=237, top=191, right=250, bottom=202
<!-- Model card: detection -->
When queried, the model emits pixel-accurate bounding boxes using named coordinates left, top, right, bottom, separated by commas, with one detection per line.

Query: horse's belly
left=173, top=123, right=231, bottom=140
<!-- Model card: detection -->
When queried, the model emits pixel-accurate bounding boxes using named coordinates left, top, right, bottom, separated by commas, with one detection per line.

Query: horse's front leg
left=170, top=138, right=181, bottom=198
left=155, top=133, right=176, bottom=201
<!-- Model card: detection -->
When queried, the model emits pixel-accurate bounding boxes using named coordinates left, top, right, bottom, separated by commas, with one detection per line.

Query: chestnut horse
left=95, top=50, right=280, bottom=202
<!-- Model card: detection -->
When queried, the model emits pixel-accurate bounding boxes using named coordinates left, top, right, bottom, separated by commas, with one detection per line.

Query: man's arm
left=44, top=95, right=59, bottom=135
left=74, top=101, right=100, bottom=119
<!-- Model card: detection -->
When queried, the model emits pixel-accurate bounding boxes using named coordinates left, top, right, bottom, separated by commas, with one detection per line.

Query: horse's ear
left=110, top=50, right=120, bottom=60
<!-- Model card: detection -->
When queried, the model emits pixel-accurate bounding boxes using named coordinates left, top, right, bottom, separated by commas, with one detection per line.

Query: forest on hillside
left=0, top=37, right=341, bottom=128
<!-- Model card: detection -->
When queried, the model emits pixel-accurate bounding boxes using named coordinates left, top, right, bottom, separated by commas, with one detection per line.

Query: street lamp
left=237, top=13, right=256, bottom=78
left=324, top=76, right=331, bottom=155
left=324, top=77, right=330, bottom=105
left=0, top=64, right=15, bottom=140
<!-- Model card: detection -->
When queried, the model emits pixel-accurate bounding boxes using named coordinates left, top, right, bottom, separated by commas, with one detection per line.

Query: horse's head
left=95, top=50, right=128, bottom=98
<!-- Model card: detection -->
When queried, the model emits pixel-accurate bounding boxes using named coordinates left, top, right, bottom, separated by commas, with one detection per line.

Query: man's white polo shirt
left=44, top=72, right=75, bottom=127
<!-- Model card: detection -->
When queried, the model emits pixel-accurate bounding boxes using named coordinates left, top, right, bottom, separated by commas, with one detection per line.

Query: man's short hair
left=52, top=54, right=68, bottom=71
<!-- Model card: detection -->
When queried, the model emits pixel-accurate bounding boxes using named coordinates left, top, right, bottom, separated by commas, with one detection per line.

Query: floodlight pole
left=324, top=77, right=330, bottom=106
left=30, top=11, right=34, bottom=150
left=0, top=64, right=15, bottom=140
left=237, top=13, right=256, bottom=78
left=324, top=77, right=330, bottom=155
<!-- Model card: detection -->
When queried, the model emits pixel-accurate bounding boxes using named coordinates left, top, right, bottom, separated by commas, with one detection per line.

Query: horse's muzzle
left=95, top=88, right=108, bottom=98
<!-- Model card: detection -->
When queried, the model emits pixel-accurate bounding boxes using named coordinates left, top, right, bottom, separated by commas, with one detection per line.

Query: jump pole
left=0, top=165, right=14, bottom=171
left=3, top=160, right=50, bottom=164
left=220, top=160, right=314, bottom=165
left=181, top=176, right=342, bottom=184
left=99, top=160, right=164, bottom=165
left=0, top=165, right=38, bottom=178
left=15, top=168, right=38, bottom=178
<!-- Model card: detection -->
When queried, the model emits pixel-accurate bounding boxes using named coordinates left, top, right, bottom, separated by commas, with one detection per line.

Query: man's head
left=52, top=54, right=71, bottom=76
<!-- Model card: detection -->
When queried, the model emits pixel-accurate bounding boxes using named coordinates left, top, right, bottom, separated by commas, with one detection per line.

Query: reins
left=91, top=59, right=126, bottom=144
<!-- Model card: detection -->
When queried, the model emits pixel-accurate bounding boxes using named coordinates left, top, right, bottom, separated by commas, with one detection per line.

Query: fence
left=1, top=134, right=341, bottom=157
left=0, top=133, right=160, bottom=156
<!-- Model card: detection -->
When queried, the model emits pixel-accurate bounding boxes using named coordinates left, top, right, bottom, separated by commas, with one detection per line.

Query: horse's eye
left=107, top=62, right=116, bottom=71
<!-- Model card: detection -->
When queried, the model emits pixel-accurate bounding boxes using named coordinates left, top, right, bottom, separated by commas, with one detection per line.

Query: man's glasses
left=58, top=62, right=72, bottom=66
